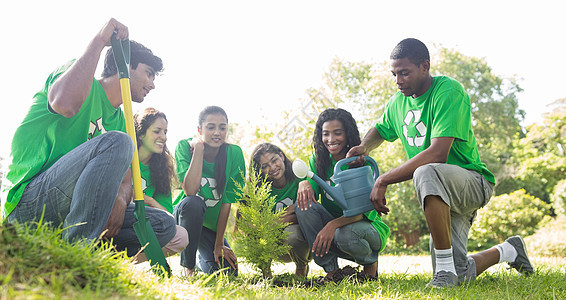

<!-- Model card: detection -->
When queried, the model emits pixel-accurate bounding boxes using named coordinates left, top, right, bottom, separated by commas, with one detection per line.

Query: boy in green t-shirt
left=3, top=19, right=179, bottom=260
left=347, top=38, right=533, bottom=288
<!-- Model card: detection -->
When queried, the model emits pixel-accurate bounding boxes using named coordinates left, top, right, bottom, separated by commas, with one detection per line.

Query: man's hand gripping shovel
left=111, top=31, right=171, bottom=277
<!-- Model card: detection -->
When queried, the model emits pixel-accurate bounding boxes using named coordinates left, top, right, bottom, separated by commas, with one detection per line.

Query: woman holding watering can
left=173, top=106, right=245, bottom=277
left=295, top=108, right=390, bottom=282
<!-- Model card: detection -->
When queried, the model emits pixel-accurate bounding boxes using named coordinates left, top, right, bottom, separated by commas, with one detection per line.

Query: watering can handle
left=334, top=156, right=380, bottom=181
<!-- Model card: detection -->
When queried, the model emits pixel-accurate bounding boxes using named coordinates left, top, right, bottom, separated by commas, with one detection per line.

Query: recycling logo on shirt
left=402, top=110, right=427, bottom=148
left=275, top=197, right=294, bottom=212
left=88, top=117, right=107, bottom=140
left=201, top=177, right=221, bottom=207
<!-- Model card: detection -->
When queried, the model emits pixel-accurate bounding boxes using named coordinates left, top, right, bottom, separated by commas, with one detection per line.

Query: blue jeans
left=174, top=195, right=237, bottom=276
left=296, top=202, right=381, bottom=273
left=112, top=204, right=177, bottom=257
left=7, top=131, right=176, bottom=254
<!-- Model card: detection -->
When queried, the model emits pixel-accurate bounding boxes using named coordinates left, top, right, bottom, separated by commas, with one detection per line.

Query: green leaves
left=469, top=189, right=551, bottom=250
left=233, top=169, right=291, bottom=277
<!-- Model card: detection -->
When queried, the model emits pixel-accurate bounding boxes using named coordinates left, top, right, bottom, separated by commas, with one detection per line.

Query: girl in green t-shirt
left=249, top=143, right=312, bottom=276
left=133, top=107, right=188, bottom=260
left=173, top=106, right=245, bottom=277
left=295, top=108, right=389, bottom=282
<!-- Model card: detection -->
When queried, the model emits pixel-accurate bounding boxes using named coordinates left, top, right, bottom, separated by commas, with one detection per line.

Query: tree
left=232, top=170, right=290, bottom=278
left=501, top=110, right=566, bottom=203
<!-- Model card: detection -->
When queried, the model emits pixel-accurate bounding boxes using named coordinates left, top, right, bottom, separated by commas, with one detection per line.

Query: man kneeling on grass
left=2, top=19, right=187, bottom=260
left=347, top=38, right=533, bottom=288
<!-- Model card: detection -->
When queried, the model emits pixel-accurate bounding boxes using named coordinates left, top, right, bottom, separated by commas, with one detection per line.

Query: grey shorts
left=413, top=163, right=494, bottom=282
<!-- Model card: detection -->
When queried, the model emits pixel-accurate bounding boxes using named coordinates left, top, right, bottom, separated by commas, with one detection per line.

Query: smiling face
left=139, top=117, right=168, bottom=161
left=322, top=119, right=347, bottom=161
left=129, top=63, right=156, bottom=103
left=390, top=57, right=431, bottom=98
left=198, top=113, right=228, bottom=148
left=258, top=151, right=286, bottom=185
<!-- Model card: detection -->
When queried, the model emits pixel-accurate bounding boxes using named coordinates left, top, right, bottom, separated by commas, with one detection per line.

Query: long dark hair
left=134, top=107, right=176, bottom=196
left=313, top=108, right=361, bottom=181
left=198, top=106, right=229, bottom=196
left=250, top=143, right=295, bottom=187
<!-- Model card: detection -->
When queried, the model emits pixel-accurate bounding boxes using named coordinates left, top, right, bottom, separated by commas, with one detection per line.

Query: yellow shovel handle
left=119, top=78, right=144, bottom=202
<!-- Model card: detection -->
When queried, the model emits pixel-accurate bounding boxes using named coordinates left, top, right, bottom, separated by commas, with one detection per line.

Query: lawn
left=1, top=217, right=565, bottom=299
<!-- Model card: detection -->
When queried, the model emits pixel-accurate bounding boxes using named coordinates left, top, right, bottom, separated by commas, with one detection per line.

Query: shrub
left=551, top=179, right=566, bottom=216
left=468, top=189, right=551, bottom=251
left=232, top=170, right=290, bottom=278
left=525, top=215, right=566, bottom=257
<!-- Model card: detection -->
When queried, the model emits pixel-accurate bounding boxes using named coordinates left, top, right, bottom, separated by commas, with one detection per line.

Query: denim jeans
left=7, top=131, right=177, bottom=255
left=112, top=204, right=178, bottom=257
left=9, top=131, right=133, bottom=242
left=295, top=202, right=381, bottom=273
left=174, top=195, right=237, bottom=276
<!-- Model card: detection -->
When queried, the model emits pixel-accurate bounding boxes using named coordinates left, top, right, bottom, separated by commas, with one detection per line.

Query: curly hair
left=250, top=143, right=295, bottom=187
left=134, top=107, right=176, bottom=196
left=313, top=108, right=361, bottom=181
left=101, top=40, right=164, bottom=78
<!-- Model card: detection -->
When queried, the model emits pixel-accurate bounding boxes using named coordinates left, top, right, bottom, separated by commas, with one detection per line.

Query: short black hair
left=390, top=38, right=430, bottom=66
left=101, top=40, right=163, bottom=78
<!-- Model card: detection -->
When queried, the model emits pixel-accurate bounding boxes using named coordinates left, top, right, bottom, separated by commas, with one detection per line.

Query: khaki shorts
left=413, top=163, right=494, bottom=282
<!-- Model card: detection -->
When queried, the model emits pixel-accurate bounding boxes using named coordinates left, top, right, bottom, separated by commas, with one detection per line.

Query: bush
left=468, top=189, right=551, bottom=251
left=232, top=170, right=290, bottom=278
left=525, top=215, right=566, bottom=257
left=551, top=179, right=566, bottom=216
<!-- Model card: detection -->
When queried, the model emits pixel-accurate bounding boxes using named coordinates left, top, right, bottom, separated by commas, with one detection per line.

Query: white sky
left=1, top=0, right=564, bottom=160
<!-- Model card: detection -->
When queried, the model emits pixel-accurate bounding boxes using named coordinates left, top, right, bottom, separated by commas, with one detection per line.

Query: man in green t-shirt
left=348, top=38, right=533, bottom=288
left=3, top=19, right=178, bottom=259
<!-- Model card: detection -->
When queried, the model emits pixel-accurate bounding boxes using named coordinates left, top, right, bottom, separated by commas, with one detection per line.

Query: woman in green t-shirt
left=133, top=107, right=188, bottom=261
left=173, top=106, right=245, bottom=277
left=249, top=143, right=312, bottom=277
left=295, top=108, right=390, bottom=282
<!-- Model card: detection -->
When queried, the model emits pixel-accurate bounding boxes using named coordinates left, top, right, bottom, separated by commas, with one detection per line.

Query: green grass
left=182, top=263, right=566, bottom=299
left=1, top=217, right=566, bottom=299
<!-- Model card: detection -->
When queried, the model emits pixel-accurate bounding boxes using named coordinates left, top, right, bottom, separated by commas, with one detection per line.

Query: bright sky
left=1, top=0, right=564, bottom=160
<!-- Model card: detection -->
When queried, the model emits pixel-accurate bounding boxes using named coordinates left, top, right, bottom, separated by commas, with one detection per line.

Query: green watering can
left=292, top=156, right=379, bottom=217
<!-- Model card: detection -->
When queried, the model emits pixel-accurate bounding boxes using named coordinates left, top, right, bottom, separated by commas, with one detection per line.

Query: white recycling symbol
left=275, top=197, right=294, bottom=212
left=402, top=110, right=427, bottom=148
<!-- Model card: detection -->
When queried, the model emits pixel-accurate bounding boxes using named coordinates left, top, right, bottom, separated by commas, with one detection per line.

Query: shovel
left=111, top=32, right=170, bottom=277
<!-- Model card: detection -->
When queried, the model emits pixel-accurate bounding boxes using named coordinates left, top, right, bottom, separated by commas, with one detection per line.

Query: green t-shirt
left=306, top=154, right=390, bottom=252
left=173, top=138, right=245, bottom=232
left=140, top=162, right=173, bottom=214
left=269, top=178, right=301, bottom=212
left=3, top=60, right=126, bottom=218
left=376, top=76, right=495, bottom=184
